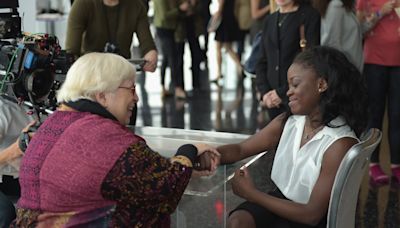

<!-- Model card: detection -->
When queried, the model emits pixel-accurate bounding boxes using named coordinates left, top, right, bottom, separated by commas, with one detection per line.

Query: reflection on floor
left=135, top=61, right=399, bottom=228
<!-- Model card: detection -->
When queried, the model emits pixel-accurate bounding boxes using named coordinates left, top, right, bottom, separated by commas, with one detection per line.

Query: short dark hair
left=292, top=46, right=368, bottom=137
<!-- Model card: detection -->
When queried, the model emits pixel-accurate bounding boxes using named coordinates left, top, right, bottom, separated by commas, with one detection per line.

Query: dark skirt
left=229, top=188, right=327, bottom=228
left=215, top=0, right=241, bottom=42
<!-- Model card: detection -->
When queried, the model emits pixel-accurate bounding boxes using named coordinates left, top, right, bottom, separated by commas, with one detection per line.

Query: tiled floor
left=134, top=40, right=400, bottom=227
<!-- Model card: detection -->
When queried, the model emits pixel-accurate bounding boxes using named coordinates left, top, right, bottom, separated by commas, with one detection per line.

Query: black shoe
left=210, top=75, right=223, bottom=84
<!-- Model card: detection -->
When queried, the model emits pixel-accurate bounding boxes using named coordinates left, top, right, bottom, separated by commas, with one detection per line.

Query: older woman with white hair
left=13, top=53, right=218, bottom=227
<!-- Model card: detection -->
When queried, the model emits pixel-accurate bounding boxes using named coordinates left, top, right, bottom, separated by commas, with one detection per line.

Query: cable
left=0, top=48, right=18, bottom=93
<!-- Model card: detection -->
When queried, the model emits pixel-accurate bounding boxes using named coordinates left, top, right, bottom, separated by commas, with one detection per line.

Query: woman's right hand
left=194, top=143, right=218, bottom=155
left=193, top=143, right=220, bottom=172
left=380, top=0, right=395, bottom=17
left=142, top=50, right=158, bottom=72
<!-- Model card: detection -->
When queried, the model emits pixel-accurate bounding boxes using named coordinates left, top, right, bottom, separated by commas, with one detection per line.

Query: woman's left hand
left=232, top=167, right=256, bottom=200
left=142, top=50, right=158, bottom=72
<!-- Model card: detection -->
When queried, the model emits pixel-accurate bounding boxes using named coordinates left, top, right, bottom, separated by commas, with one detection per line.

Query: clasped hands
left=192, top=143, right=221, bottom=177
left=261, top=90, right=282, bottom=108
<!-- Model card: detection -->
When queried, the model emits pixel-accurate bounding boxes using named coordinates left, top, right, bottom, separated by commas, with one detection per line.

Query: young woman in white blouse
left=215, top=46, right=368, bottom=228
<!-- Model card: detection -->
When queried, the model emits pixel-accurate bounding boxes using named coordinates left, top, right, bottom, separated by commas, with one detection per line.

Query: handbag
left=243, top=31, right=263, bottom=74
left=234, top=0, right=253, bottom=30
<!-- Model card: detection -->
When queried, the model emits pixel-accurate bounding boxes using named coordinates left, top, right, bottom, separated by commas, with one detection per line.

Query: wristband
left=375, top=11, right=381, bottom=18
left=171, top=155, right=193, bottom=167
left=175, top=144, right=197, bottom=164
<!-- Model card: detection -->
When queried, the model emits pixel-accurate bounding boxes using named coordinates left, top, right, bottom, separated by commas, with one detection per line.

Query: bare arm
left=0, top=121, right=36, bottom=165
left=234, top=137, right=357, bottom=225
left=0, top=142, right=22, bottom=165
left=356, top=1, right=396, bottom=34
left=218, top=114, right=285, bottom=164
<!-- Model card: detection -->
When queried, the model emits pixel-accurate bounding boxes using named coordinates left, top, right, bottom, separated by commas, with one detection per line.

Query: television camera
left=0, top=0, right=72, bottom=122
left=1, top=0, right=144, bottom=123
left=0, top=0, right=21, bottom=39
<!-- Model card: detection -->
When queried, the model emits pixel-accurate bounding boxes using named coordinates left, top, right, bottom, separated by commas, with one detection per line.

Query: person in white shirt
left=0, top=96, right=35, bottom=227
left=215, top=46, right=368, bottom=227
left=314, top=0, right=364, bottom=72
left=0, top=66, right=51, bottom=226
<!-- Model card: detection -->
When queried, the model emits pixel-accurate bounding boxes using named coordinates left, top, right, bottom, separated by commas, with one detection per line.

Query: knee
left=227, top=210, right=256, bottom=228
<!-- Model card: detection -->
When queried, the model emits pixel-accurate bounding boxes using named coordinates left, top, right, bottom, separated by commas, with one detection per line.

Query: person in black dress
left=211, top=0, right=243, bottom=83
left=255, top=0, right=320, bottom=120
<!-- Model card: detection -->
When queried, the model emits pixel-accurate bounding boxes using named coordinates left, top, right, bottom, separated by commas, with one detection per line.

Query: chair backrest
left=327, top=128, right=382, bottom=228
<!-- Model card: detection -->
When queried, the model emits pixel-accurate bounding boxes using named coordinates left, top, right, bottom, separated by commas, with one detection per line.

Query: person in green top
left=65, top=0, right=158, bottom=72
left=153, top=0, right=189, bottom=98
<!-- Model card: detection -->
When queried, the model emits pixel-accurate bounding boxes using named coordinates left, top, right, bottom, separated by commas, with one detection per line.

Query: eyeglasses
left=118, top=84, right=136, bottom=96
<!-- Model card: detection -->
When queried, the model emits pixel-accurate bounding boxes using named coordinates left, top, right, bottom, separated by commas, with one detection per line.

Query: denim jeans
left=365, top=64, right=400, bottom=164
left=0, top=191, right=16, bottom=228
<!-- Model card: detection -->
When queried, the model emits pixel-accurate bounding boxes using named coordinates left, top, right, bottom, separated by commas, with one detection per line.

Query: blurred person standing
left=66, top=0, right=157, bottom=71
left=235, top=0, right=253, bottom=61
left=356, top=0, right=400, bottom=185
left=200, top=0, right=212, bottom=62
left=65, top=0, right=158, bottom=125
left=211, top=0, right=243, bottom=83
left=153, top=0, right=182, bottom=98
left=175, top=0, right=205, bottom=98
left=255, top=0, right=320, bottom=120
left=315, top=0, right=364, bottom=72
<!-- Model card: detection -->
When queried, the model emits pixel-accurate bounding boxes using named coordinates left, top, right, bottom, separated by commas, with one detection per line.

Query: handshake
left=192, top=143, right=221, bottom=176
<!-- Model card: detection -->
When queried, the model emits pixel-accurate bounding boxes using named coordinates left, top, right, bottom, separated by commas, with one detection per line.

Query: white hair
left=57, top=52, right=135, bottom=102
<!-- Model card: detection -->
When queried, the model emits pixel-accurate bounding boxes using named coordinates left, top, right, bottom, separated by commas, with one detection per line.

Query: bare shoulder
left=323, top=137, right=358, bottom=168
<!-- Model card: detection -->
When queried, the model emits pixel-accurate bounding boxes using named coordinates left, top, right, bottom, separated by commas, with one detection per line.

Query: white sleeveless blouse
left=271, top=115, right=357, bottom=204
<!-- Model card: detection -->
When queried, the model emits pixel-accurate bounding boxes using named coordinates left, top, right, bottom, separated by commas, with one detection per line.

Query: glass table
left=131, top=126, right=268, bottom=227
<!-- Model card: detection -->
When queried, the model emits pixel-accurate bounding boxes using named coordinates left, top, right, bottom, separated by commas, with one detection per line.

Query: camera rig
left=0, top=0, right=70, bottom=121
left=0, top=0, right=21, bottom=39
left=0, top=33, right=66, bottom=118
left=1, top=0, right=144, bottom=123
